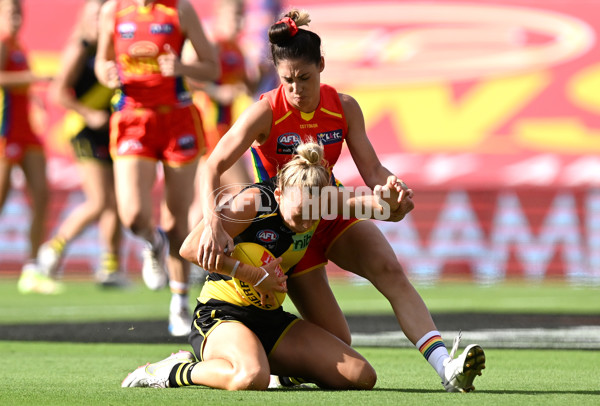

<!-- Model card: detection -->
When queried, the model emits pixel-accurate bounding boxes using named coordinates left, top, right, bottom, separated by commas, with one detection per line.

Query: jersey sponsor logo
left=128, top=41, right=159, bottom=58
left=150, top=23, right=174, bottom=35
left=10, top=50, right=26, bottom=65
left=292, top=232, right=313, bottom=251
left=317, top=129, right=343, bottom=145
left=257, top=229, right=279, bottom=244
left=277, top=133, right=300, bottom=154
left=4, top=143, right=22, bottom=159
left=117, top=139, right=143, bottom=155
left=117, top=22, right=137, bottom=39
left=177, top=134, right=197, bottom=151
left=118, top=54, right=161, bottom=75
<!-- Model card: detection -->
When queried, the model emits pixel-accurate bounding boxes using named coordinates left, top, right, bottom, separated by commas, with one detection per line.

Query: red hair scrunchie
left=277, top=16, right=299, bottom=37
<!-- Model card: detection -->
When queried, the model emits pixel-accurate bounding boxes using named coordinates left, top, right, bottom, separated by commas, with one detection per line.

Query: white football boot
left=141, top=228, right=169, bottom=291
left=442, top=332, right=486, bottom=392
left=121, top=350, right=196, bottom=388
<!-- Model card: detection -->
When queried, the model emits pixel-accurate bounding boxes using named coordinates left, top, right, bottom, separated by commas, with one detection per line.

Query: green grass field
left=2, top=276, right=599, bottom=323
left=1, top=276, right=599, bottom=405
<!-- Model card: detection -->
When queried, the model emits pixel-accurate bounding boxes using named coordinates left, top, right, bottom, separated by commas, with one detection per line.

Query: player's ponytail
left=277, top=141, right=330, bottom=193
left=268, top=9, right=321, bottom=66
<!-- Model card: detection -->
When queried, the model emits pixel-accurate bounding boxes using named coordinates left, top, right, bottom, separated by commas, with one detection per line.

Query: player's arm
left=94, top=0, right=120, bottom=89
left=49, top=3, right=109, bottom=129
left=196, top=98, right=272, bottom=270
left=180, top=187, right=286, bottom=292
left=341, top=93, right=414, bottom=218
left=326, top=180, right=413, bottom=222
left=0, top=41, right=40, bottom=87
left=175, top=0, right=220, bottom=82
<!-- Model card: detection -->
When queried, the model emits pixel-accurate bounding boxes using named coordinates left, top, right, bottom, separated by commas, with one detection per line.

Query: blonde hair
left=277, top=141, right=330, bottom=193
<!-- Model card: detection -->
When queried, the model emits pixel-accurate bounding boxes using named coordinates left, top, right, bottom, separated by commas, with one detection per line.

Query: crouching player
left=121, top=141, right=411, bottom=390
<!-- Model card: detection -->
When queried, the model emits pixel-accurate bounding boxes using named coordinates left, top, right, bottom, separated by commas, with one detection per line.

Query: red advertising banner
left=1, top=0, right=599, bottom=282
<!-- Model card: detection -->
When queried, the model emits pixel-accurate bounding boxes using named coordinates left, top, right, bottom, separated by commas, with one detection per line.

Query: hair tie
left=277, top=16, right=298, bottom=37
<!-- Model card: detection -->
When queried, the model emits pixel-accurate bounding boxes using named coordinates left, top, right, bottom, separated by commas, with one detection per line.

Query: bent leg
left=20, top=150, right=49, bottom=258
left=189, top=322, right=271, bottom=390
left=287, top=267, right=351, bottom=345
left=162, top=161, right=197, bottom=285
left=0, top=158, right=12, bottom=211
left=96, top=163, right=121, bottom=256
left=327, top=220, right=437, bottom=344
left=113, top=157, right=156, bottom=241
left=269, top=320, right=376, bottom=390
left=54, top=161, right=115, bottom=243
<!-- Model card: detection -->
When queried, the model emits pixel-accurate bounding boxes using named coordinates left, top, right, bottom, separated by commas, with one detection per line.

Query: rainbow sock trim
left=419, top=335, right=445, bottom=360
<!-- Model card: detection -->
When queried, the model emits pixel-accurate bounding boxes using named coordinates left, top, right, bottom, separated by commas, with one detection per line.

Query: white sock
left=170, top=293, right=188, bottom=313
left=170, top=280, right=189, bottom=313
left=416, top=330, right=450, bottom=380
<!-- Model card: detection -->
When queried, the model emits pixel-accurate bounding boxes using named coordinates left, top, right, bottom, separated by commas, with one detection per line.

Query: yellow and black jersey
left=199, top=178, right=319, bottom=307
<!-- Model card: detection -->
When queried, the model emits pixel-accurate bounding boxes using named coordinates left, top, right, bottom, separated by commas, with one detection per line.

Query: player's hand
left=197, top=218, right=234, bottom=272
left=157, top=44, right=180, bottom=77
left=83, top=109, right=110, bottom=130
left=103, top=60, right=121, bottom=89
left=254, top=257, right=288, bottom=307
left=378, top=176, right=415, bottom=222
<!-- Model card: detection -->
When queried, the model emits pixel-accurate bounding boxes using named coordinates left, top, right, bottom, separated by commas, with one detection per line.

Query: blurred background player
left=37, top=0, right=129, bottom=288
left=186, top=0, right=254, bottom=221
left=184, top=0, right=256, bottom=284
left=0, top=0, right=55, bottom=294
left=94, top=0, right=219, bottom=336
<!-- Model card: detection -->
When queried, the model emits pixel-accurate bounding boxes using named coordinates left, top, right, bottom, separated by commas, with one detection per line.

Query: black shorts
left=71, top=126, right=112, bottom=163
left=188, top=299, right=299, bottom=361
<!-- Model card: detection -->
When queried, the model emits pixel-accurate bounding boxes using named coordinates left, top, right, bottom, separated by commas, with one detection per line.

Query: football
left=230, top=242, right=287, bottom=310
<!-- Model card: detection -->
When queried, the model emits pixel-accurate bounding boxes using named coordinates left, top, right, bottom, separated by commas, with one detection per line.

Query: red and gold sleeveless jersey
left=112, top=0, right=190, bottom=108
left=0, top=34, right=30, bottom=137
left=251, top=84, right=348, bottom=182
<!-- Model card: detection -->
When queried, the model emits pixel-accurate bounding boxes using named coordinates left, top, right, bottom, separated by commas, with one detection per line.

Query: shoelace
left=449, top=330, right=462, bottom=359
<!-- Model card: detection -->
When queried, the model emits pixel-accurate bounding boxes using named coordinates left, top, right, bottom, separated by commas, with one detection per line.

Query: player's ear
left=274, top=187, right=282, bottom=204
left=319, top=56, right=325, bottom=73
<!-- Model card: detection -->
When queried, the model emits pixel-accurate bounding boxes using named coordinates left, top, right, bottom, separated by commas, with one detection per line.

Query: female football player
left=192, top=8, right=485, bottom=392
left=122, top=141, right=405, bottom=390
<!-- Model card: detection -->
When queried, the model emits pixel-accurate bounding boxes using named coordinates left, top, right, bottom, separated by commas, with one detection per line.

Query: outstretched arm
left=196, top=98, right=272, bottom=271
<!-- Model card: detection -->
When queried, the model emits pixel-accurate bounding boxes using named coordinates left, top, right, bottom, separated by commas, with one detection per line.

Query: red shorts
left=291, top=216, right=363, bottom=276
left=0, top=119, right=43, bottom=163
left=110, top=104, right=206, bottom=165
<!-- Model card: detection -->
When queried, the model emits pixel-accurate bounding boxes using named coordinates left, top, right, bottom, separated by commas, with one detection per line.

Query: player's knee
left=366, top=257, right=406, bottom=287
left=354, top=363, right=377, bottom=390
left=122, top=210, right=150, bottom=234
left=229, top=366, right=270, bottom=391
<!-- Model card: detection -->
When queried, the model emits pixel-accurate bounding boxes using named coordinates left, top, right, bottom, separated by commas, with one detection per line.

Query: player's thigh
left=287, top=268, right=351, bottom=345
left=203, top=321, right=269, bottom=372
left=269, top=320, right=376, bottom=389
left=327, top=220, right=399, bottom=279
left=112, top=157, right=156, bottom=222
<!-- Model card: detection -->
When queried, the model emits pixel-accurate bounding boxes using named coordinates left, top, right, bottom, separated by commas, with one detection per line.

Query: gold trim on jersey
left=320, top=107, right=343, bottom=118
left=300, top=111, right=315, bottom=121
left=116, top=5, right=136, bottom=18
left=274, top=111, right=292, bottom=125
left=269, top=318, right=301, bottom=356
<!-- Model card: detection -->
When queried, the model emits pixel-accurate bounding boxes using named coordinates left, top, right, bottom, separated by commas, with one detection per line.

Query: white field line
left=352, top=326, right=600, bottom=349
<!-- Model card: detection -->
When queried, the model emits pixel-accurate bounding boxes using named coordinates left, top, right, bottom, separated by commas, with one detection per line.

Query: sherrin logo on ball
left=230, top=243, right=286, bottom=310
